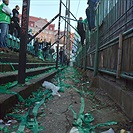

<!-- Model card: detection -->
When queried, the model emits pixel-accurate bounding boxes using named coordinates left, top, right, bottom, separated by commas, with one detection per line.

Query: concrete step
left=0, top=69, right=63, bottom=118
left=0, top=50, right=53, bottom=63
left=0, top=66, right=56, bottom=85
left=0, top=62, right=56, bottom=72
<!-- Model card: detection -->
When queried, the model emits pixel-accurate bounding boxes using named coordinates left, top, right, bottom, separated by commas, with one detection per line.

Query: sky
left=0, top=0, right=88, bottom=33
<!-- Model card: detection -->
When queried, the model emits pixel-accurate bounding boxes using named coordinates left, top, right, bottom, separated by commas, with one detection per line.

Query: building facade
left=19, top=15, right=74, bottom=58
left=19, top=15, right=55, bottom=43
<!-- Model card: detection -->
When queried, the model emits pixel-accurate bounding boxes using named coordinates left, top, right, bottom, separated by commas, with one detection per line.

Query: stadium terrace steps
left=0, top=62, right=56, bottom=72
left=0, top=70, right=61, bottom=118
left=0, top=48, right=60, bottom=118
left=0, top=66, right=56, bottom=85
left=0, top=50, right=54, bottom=63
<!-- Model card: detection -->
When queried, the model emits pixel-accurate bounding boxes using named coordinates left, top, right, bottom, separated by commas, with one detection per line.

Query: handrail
left=86, top=66, right=94, bottom=71
left=98, top=69, right=133, bottom=81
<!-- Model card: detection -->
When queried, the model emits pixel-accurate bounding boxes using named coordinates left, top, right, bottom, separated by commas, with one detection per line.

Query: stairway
left=0, top=50, right=62, bottom=118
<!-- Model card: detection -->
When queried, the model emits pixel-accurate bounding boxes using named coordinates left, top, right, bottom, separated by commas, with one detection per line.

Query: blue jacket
left=92, top=0, right=98, bottom=3
left=87, top=0, right=98, bottom=8
left=87, top=0, right=98, bottom=5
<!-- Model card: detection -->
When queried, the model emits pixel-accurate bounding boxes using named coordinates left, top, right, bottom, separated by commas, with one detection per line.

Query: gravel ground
left=1, top=67, right=132, bottom=133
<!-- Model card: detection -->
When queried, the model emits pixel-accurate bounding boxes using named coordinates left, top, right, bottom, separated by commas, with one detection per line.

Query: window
left=31, top=23, right=33, bottom=27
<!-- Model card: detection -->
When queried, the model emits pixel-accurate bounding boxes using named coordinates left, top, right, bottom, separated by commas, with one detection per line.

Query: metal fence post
left=94, top=3, right=100, bottom=76
left=18, top=0, right=30, bottom=84
left=56, top=0, right=62, bottom=69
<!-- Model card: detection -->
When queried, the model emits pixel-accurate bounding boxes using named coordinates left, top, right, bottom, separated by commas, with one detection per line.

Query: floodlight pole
left=18, top=0, right=30, bottom=84
left=66, top=0, right=71, bottom=61
left=56, top=0, right=62, bottom=69
left=63, top=0, right=68, bottom=49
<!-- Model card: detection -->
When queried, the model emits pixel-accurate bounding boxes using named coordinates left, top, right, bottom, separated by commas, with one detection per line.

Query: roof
left=19, top=14, right=48, bottom=23
left=29, top=16, right=40, bottom=22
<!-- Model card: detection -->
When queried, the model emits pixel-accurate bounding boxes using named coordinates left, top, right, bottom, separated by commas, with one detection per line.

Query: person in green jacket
left=0, top=0, right=12, bottom=52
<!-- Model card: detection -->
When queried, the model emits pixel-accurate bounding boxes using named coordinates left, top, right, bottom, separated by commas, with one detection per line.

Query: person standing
left=59, top=47, right=64, bottom=65
left=42, top=39, right=47, bottom=59
left=0, top=0, right=12, bottom=52
left=28, top=29, right=33, bottom=45
left=86, top=0, right=98, bottom=31
left=33, top=38, right=39, bottom=57
left=39, top=38, right=43, bottom=49
left=77, top=17, right=86, bottom=46
left=10, top=5, right=20, bottom=38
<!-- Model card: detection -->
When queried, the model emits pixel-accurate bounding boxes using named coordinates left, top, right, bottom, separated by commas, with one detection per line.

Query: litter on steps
left=120, top=129, right=131, bottom=133
left=42, top=81, right=61, bottom=97
left=102, top=128, right=131, bottom=133
left=102, top=128, right=115, bottom=133
left=69, top=127, right=79, bottom=133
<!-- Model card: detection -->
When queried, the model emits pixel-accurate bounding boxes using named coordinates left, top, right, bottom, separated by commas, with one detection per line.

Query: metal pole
left=66, top=0, right=71, bottom=61
left=68, top=0, right=71, bottom=61
left=61, top=16, right=78, bottom=32
left=63, top=0, right=68, bottom=50
left=56, top=0, right=62, bottom=69
left=61, top=1, right=77, bottom=21
left=94, top=4, right=100, bottom=76
left=84, top=27, right=89, bottom=70
left=18, top=0, right=30, bottom=84
left=61, top=16, right=77, bottom=22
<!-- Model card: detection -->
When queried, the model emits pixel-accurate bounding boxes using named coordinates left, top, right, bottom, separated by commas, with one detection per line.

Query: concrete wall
left=87, top=70, right=133, bottom=121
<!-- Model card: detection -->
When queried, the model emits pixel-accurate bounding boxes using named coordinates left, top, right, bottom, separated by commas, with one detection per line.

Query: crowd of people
left=0, top=0, right=51, bottom=60
left=33, top=38, right=52, bottom=60
left=0, top=0, right=62, bottom=62
left=33, top=39, right=70, bottom=64
left=0, top=0, right=98, bottom=64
